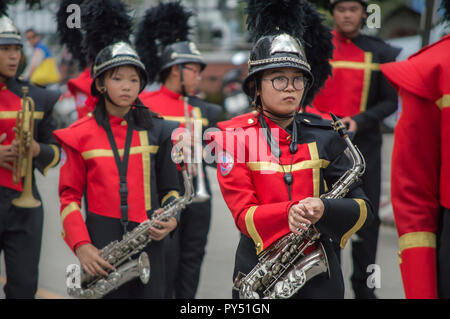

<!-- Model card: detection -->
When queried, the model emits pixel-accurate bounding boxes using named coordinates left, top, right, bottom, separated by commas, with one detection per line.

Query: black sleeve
left=352, top=44, right=401, bottom=134
left=155, top=120, right=182, bottom=222
left=315, top=134, right=374, bottom=248
left=34, top=88, right=61, bottom=175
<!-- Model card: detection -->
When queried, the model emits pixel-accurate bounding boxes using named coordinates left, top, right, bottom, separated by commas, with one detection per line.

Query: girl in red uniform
left=209, top=0, right=374, bottom=299
left=54, top=41, right=181, bottom=298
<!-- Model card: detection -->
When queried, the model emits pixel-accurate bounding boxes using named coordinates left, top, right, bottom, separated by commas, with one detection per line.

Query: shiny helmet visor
left=160, top=41, right=206, bottom=73
left=0, top=15, right=22, bottom=46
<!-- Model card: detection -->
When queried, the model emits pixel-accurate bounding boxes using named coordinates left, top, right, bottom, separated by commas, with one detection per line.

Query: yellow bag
left=30, top=58, right=61, bottom=86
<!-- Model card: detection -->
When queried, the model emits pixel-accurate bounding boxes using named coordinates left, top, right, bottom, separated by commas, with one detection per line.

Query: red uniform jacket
left=0, top=78, right=60, bottom=191
left=140, top=85, right=209, bottom=127
left=207, top=111, right=373, bottom=254
left=140, top=85, right=222, bottom=193
left=66, top=68, right=95, bottom=120
left=312, top=30, right=399, bottom=127
left=381, top=34, right=450, bottom=299
left=54, top=112, right=180, bottom=252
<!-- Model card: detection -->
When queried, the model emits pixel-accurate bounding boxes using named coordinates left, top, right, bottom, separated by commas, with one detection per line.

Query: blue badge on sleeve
left=60, top=149, right=67, bottom=167
left=218, top=151, right=234, bottom=176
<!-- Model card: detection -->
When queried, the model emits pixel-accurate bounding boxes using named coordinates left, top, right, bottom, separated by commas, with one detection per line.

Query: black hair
left=442, top=0, right=450, bottom=24
left=329, top=0, right=368, bottom=13
left=93, top=97, right=156, bottom=131
left=25, top=28, right=37, bottom=35
left=159, top=67, right=172, bottom=84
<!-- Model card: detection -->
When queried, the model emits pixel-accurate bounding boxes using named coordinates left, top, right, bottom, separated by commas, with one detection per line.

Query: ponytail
left=131, top=97, right=155, bottom=130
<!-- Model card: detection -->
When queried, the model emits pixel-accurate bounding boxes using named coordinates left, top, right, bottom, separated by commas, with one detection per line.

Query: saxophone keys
left=252, top=278, right=262, bottom=291
left=271, top=263, right=282, bottom=275
left=129, top=239, right=140, bottom=248
left=95, top=279, right=109, bottom=294
left=289, top=244, right=298, bottom=254
left=137, top=234, right=148, bottom=243
left=109, top=272, right=121, bottom=286
left=281, top=251, right=291, bottom=263
left=261, top=271, right=272, bottom=287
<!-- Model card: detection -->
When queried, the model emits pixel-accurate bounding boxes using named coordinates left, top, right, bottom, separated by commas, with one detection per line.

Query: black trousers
left=336, top=135, right=381, bottom=299
left=437, top=208, right=450, bottom=298
left=232, top=234, right=344, bottom=299
left=85, top=212, right=167, bottom=299
left=165, top=199, right=211, bottom=298
left=0, top=186, right=43, bottom=299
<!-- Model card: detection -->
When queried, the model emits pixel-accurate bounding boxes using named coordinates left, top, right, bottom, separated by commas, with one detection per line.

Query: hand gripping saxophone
left=233, top=113, right=366, bottom=299
left=67, top=159, right=194, bottom=299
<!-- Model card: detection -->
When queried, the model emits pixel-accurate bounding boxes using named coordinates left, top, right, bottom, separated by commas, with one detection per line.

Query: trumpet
left=191, top=108, right=210, bottom=202
left=12, top=86, right=41, bottom=208
left=183, top=97, right=210, bottom=203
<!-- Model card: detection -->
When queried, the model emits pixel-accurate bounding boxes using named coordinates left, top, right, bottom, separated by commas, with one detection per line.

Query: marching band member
left=53, top=1, right=181, bottom=299
left=311, top=0, right=401, bottom=299
left=135, top=2, right=222, bottom=299
left=380, top=0, right=450, bottom=299
left=0, top=2, right=60, bottom=298
left=207, top=0, right=374, bottom=299
left=56, top=0, right=93, bottom=121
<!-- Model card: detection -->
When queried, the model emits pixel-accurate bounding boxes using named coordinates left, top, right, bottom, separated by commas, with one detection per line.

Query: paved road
left=1, top=133, right=404, bottom=299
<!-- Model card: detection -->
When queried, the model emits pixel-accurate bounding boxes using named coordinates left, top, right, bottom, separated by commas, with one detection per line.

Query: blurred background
left=5, top=0, right=449, bottom=127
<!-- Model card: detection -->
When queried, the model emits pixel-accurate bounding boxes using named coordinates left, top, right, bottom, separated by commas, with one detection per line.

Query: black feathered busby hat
left=56, top=0, right=86, bottom=70
left=79, top=0, right=147, bottom=96
left=135, top=1, right=205, bottom=84
left=0, top=1, right=22, bottom=47
left=442, top=0, right=450, bottom=23
left=242, top=0, right=334, bottom=107
left=329, top=0, right=368, bottom=13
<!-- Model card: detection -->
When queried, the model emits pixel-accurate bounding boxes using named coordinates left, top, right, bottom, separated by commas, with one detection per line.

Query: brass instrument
left=12, top=86, right=41, bottom=208
left=183, top=97, right=210, bottom=203
left=67, top=158, right=194, bottom=299
left=191, top=108, right=210, bottom=202
left=233, top=113, right=366, bottom=299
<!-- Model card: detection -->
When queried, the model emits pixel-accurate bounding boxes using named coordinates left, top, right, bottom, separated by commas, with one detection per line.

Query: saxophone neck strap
left=104, top=113, right=135, bottom=235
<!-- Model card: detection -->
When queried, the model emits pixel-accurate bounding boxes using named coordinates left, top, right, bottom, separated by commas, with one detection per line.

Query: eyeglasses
left=183, top=65, right=201, bottom=75
left=262, top=76, right=305, bottom=91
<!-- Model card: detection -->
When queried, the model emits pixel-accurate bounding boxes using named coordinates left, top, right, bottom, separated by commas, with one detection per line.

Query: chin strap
left=179, top=64, right=187, bottom=97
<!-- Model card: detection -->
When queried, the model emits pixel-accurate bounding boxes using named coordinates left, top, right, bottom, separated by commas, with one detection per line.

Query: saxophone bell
left=69, top=252, right=151, bottom=299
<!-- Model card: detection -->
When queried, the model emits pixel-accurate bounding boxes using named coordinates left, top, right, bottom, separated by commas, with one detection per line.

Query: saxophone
left=67, top=159, right=194, bottom=299
left=233, top=113, right=366, bottom=299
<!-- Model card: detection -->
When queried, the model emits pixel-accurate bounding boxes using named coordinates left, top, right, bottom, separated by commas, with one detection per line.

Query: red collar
left=160, top=85, right=183, bottom=100
left=333, top=29, right=358, bottom=44
left=261, top=115, right=292, bottom=144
